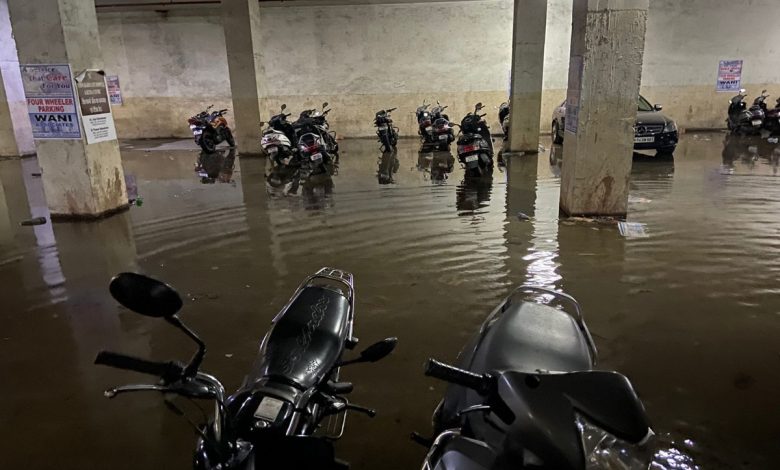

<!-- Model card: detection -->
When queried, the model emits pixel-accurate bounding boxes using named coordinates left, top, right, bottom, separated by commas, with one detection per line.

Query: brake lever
left=104, top=383, right=168, bottom=398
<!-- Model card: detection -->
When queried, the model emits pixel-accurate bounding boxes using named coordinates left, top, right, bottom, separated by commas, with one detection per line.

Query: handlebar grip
left=388, top=107, right=397, bottom=113
left=95, top=351, right=183, bottom=379
left=425, top=359, right=490, bottom=395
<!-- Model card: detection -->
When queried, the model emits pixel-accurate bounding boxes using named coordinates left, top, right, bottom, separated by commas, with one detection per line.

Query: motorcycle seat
left=468, top=301, right=593, bottom=375
left=258, top=285, right=350, bottom=389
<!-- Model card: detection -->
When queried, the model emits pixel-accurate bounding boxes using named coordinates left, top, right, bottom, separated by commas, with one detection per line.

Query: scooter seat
left=257, top=285, right=350, bottom=389
left=468, top=301, right=593, bottom=375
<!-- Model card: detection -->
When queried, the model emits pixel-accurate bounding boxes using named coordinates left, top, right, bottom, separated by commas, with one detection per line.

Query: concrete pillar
left=7, top=0, right=127, bottom=219
left=507, top=0, right=548, bottom=154
left=222, top=0, right=266, bottom=157
left=0, top=0, right=34, bottom=157
left=559, top=0, right=648, bottom=217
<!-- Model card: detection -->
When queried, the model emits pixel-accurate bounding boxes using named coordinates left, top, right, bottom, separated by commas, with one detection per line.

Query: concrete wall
left=95, top=0, right=780, bottom=139
left=0, top=0, right=34, bottom=156
left=99, top=11, right=232, bottom=138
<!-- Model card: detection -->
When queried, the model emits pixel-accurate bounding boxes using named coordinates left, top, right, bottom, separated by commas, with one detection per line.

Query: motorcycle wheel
left=225, top=128, right=236, bottom=147
left=200, top=133, right=217, bottom=153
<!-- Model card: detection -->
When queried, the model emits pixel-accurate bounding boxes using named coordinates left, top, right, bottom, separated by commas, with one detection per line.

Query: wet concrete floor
left=1, top=133, right=779, bottom=469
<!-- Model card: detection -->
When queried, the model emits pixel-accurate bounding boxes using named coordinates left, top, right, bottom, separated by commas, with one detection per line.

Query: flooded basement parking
left=1, top=134, right=779, bottom=469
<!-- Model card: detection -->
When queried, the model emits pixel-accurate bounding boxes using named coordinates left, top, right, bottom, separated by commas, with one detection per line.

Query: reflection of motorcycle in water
left=455, top=177, right=493, bottom=213
left=195, top=149, right=236, bottom=185
left=302, top=172, right=335, bottom=210
left=266, top=163, right=301, bottom=196
left=377, top=150, right=400, bottom=185
left=430, top=151, right=455, bottom=183
left=722, top=134, right=780, bottom=174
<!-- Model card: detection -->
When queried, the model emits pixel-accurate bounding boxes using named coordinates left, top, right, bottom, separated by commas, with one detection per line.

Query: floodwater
left=1, top=133, right=779, bottom=469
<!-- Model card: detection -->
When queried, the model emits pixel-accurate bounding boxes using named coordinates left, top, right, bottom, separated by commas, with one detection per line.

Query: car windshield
left=638, top=96, right=654, bottom=112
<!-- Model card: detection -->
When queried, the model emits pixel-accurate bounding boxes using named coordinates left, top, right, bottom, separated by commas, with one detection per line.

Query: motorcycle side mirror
left=259, top=121, right=266, bottom=127
left=339, top=337, right=398, bottom=366
left=322, top=102, right=329, bottom=109
left=653, top=104, right=663, bottom=111
left=109, top=272, right=182, bottom=318
left=281, top=104, right=287, bottom=111
left=476, top=102, right=484, bottom=110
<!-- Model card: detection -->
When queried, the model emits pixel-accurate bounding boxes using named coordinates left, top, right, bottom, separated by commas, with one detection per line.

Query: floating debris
left=618, top=221, right=649, bottom=238
left=20, top=217, right=47, bottom=226
left=516, top=212, right=531, bottom=221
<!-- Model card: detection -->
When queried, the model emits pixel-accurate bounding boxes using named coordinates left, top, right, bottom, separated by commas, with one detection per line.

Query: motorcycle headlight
left=663, top=120, right=678, bottom=133
left=576, top=415, right=698, bottom=470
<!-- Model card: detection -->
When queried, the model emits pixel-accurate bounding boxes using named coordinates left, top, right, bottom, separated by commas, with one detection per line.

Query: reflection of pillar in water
left=0, top=166, right=12, bottom=247
left=239, top=158, right=279, bottom=279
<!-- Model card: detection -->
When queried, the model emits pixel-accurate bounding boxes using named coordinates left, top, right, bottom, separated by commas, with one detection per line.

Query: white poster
left=75, top=70, right=117, bottom=144
left=20, top=64, right=82, bottom=139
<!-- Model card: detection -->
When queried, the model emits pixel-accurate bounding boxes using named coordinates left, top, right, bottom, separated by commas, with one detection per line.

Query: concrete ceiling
left=94, top=0, right=474, bottom=10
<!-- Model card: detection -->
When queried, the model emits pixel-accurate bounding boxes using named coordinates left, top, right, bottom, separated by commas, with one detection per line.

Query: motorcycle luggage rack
left=317, top=398, right=350, bottom=441
left=272, top=267, right=356, bottom=344
left=508, top=285, right=598, bottom=364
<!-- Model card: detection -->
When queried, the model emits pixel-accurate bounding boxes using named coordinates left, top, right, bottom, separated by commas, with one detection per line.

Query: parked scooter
left=498, top=101, right=511, bottom=140
left=430, top=101, right=455, bottom=151
left=261, top=104, right=297, bottom=167
left=295, top=103, right=339, bottom=160
left=298, top=132, right=336, bottom=182
left=727, top=89, right=765, bottom=135
left=758, top=92, right=780, bottom=134
left=417, top=100, right=434, bottom=145
left=375, top=108, right=399, bottom=151
left=95, top=269, right=397, bottom=470
left=188, top=105, right=235, bottom=152
left=456, top=103, right=495, bottom=177
left=415, top=286, right=697, bottom=470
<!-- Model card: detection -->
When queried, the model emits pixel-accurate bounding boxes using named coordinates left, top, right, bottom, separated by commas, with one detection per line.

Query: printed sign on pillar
left=716, top=60, right=743, bottom=92
left=20, top=64, right=82, bottom=139
left=75, top=70, right=117, bottom=144
left=106, top=75, right=123, bottom=105
left=564, top=56, right=583, bottom=134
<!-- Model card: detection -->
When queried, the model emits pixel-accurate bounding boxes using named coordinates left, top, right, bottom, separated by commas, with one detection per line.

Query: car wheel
left=552, top=121, right=564, bottom=145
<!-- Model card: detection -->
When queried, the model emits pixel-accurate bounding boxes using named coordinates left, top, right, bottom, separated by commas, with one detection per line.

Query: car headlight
left=576, top=414, right=698, bottom=470
left=663, top=120, right=678, bottom=133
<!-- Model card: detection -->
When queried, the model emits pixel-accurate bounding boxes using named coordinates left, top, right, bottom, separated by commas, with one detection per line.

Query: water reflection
left=455, top=176, right=493, bottom=214
left=377, top=150, right=399, bottom=185
left=722, top=134, right=780, bottom=174
left=195, top=148, right=236, bottom=185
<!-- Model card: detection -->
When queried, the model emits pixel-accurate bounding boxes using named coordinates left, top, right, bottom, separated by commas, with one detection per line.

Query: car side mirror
left=109, top=273, right=183, bottom=318
left=653, top=104, right=663, bottom=111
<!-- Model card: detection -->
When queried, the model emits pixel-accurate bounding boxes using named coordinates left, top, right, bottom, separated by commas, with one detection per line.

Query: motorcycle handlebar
left=95, top=351, right=183, bottom=381
left=425, top=359, right=491, bottom=395
left=387, top=107, right=397, bottom=113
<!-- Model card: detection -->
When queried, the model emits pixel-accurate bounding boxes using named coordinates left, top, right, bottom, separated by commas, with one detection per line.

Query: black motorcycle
left=188, top=105, right=235, bottom=153
left=456, top=102, right=495, bottom=177
left=96, top=269, right=396, bottom=470
left=417, top=101, right=434, bottom=146
left=727, top=89, right=765, bottom=135
left=430, top=102, right=455, bottom=151
left=416, top=286, right=696, bottom=470
left=498, top=101, right=511, bottom=140
left=375, top=108, right=399, bottom=151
